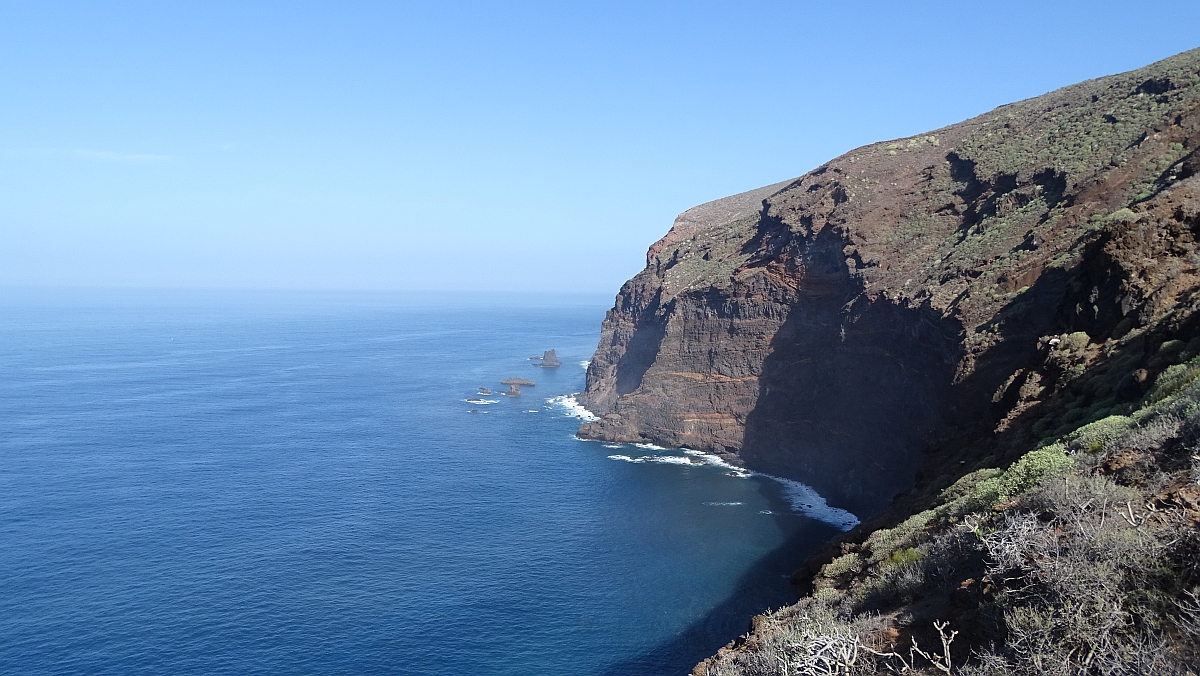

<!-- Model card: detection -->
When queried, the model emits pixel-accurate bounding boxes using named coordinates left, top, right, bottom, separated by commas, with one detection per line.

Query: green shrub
left=1105, top=207, right=1138, bottom=224
left=997, top=444, right=1074, bottom=501
left=945, top=475, right=1003, bottom=513
left=884, top=547, right=925, bottom=568
left=1158, top=339, right=1186, bottom=356
left=1146, top=357, right=1200, bottom=404
left=939, top=468, right=1002, bottom=503
left=1063, top=414, right=1133, bottom=454
left=811, top=586, right=844, bottom=605
left=1057, top=331, right=1090, bottom=354
left=863, top=509, right=936, bottom=563
left=821, top=552, right=863, bottom=578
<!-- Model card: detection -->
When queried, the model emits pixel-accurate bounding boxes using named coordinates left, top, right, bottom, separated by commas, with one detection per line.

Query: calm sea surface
left=0, top=290, right=842, bottom=675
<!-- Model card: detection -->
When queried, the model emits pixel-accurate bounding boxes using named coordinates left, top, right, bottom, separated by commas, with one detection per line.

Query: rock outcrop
left=501, top=377, right=535, bottom=396
left=501, top=378, right=536, bottom=387
left=580, top=47, right=1200, bottom=518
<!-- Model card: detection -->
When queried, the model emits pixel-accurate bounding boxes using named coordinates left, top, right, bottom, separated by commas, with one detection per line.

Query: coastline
left=556, top=391, right=860, bottom=532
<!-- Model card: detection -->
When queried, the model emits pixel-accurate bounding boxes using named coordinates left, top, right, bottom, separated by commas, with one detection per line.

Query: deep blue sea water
left=0, top=290, right=844, bottom=675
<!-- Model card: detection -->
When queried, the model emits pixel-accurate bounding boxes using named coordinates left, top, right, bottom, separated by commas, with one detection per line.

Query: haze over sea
left=0, top=290, right=846, bottom=675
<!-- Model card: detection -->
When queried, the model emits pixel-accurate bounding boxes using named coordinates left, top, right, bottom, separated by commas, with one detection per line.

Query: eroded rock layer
left=580, top=48, right=1200, bottom=517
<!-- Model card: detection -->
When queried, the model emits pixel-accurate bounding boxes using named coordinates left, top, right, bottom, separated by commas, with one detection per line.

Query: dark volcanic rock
left=501, top=377, right=535, bottom=397
left=534, top=349, right=562, bottom=368
left=579, top=48, right=1200, bottom=517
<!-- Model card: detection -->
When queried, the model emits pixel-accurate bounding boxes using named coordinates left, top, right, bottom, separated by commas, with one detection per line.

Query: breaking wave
left=681, top=449, right=751, bottom=477
left=607, top=454, right=696, bottom=466
left=547, top=394, right=598, bottom=422
left=601, top=446, right=858, bottom=530
left=771, top=477, right=860, bottom=530
left=680, top=451, right=857, bottom=528
left=585, top=438, right=860, bottom=530
left=464, top=398, right=499, bottom=405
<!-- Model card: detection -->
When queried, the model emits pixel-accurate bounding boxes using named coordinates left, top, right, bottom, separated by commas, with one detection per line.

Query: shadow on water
left=598, top=480, right=842, bottom=676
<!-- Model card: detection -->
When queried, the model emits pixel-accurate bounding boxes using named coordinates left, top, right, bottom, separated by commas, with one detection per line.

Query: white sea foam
left=681, top=449, right=749, bottom=475
left=675, top=452, right=857, bottom=529
left=547, top=394, right=598, bottom=422
left=580, top=360, right=591, bottom=369
left=464, top=398, right=500, bottom=405
left=597, top=439, right=859, bottom=530
left=604, top=445, right=753, bottom=475
left=703, top=501, right=744, bottom=506
left=526, top=410, right=538, bottom=413
left=606, top=454, right=696, bottom=466
left=655, top=455, right=697, bottom=465
left=771, top=477, right=860, bottom=530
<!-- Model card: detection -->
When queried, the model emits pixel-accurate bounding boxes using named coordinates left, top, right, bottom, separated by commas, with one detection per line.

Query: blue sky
left=3, top=1, right=1198, bottom=294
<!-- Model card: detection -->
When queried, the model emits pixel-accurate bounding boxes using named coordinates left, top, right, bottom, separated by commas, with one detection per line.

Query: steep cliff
left=580, top=47, right=1200, bottom=519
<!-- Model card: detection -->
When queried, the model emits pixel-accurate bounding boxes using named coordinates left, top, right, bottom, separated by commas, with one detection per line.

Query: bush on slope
left=698, top=360, right=1200, bottom=676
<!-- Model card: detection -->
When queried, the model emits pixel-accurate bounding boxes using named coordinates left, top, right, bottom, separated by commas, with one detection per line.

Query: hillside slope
left=580, top=47, right=1200, bottom=520
left=580, top=48, right=1200, bottom=674
left=697, top=362, right=1200, bottom=674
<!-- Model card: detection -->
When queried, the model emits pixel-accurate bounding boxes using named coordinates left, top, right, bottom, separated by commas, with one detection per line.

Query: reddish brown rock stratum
left=579, top=48, right=1200, bottom=517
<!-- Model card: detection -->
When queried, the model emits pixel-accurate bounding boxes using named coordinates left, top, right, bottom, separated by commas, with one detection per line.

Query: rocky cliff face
left=580, top=48, right=1200, bottom=518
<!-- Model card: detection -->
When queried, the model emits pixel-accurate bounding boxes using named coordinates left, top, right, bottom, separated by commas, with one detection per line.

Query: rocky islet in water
left=500, top=377, right=535, bottom=396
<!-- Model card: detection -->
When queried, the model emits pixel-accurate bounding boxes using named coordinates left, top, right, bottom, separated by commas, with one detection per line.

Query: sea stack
left=535, top=349, right=562, bottom=368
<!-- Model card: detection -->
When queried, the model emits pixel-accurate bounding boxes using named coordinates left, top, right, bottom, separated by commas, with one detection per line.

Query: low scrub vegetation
left=698, top=356, right=1200, bottom=675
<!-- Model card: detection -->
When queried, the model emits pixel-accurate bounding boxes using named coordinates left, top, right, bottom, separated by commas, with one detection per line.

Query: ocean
left=0, top=290, right=849, bottom=675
